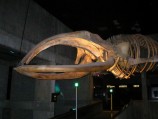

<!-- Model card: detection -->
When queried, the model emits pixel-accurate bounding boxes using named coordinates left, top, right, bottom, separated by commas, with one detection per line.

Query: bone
left=15, top=58, right=114, bottom=74
left=15, top=71, right=89, bottom=80
left=75, top=48, right=87, bottom=64
left=20, top=35, right=105, bottom=65
left=128, top=56, right=158, bottom=65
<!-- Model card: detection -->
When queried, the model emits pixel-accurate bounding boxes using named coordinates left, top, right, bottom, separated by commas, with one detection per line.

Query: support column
left=141, top=72, right=150, bottom=119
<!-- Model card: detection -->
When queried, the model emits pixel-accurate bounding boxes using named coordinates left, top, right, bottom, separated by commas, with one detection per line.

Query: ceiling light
left=133, top=85, right=139, bottom=88
left=107, top=85, right=115, bottom=88
left=119, top=85, right=127, bottom=88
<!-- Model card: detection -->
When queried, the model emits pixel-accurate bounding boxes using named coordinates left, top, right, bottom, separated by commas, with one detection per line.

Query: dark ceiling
left=34, top=0, right=158, bottom=39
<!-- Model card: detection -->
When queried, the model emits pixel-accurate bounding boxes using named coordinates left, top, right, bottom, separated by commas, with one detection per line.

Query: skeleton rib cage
left=107, top=34, right=158, bottom=79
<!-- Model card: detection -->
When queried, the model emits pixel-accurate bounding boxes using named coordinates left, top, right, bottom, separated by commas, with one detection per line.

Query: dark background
left=34, top=0, right=158, bottom=39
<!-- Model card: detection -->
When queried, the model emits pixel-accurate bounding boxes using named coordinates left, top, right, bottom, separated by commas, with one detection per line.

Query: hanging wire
left=19, top=0, right=31, bottom=57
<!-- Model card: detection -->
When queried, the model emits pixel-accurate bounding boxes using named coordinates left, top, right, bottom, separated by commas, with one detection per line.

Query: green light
left=55, top=84, right=60, bottom=93
left=75, top=82, right=79, bottom=87
left=72, top=108, right=76, bottom=111
left=109, top=89, right=113, bottom=93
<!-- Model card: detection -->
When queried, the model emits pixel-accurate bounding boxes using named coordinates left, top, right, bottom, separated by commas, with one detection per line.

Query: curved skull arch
left=15, top=31, right=115, bottom=80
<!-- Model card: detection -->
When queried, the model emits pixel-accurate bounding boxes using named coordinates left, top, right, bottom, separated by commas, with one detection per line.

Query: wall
left=0, top=0, right=93, bottom=119
left=114, top=100, right=158, bottom=119
left=0, top=0, right=71, bottom=61
left=0, top=0, right=69, bottom=119
left=0, top=60, right=9, bottom=119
